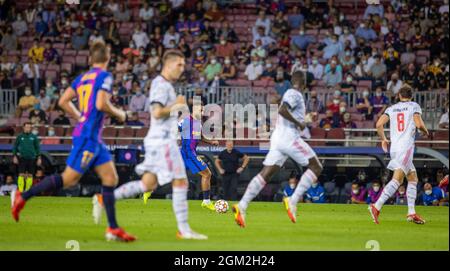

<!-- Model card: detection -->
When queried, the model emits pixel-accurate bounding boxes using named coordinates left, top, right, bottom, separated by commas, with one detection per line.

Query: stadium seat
left=38, top=126, right=47, bottom=137
left=103, top=127, right=117, bottom=145
left=415, top=133, right=432, bottom=148
left=432, top=130, right=449, bottom=149
left=75, top=56, right=88, bottom=67
left=54, top=126, right=65, bottom=137
left=323, top=181, right=340, bottom=203
left=61, top=63, right=73, bottom=73
left=64, top=50, right=77, bottom=56
left=45, top=70, right=58, bottom=80
left=309, top=127, right=326, bottom=146
left=326, top=128, right=345, bottom=146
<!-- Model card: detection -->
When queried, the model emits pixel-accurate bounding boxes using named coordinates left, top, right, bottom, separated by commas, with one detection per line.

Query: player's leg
left=198, top=167, right=215, bottom=210
left=290, top=156, right=323, bottom=206
left=405, top=170, right=426, bottom=224
left=95, top=160, right=136, bottom=241
left=114, top=174, right=156, bottom=201
left=368, top=169, right=405, bottom=224
left=172, top=178, right=207, bottom=240
left=11, top=166, right=82, bottom=222
left=24, top=160, right=36, bottom=191
left=16, top=159, right=26, bottom=192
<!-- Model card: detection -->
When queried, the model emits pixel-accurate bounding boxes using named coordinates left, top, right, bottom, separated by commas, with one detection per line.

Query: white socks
left=290, top=169, right=317, bottom=205
left=374, top=179, right=400, bottom=211
left=114, top=181, right=147, bottom=200
left=172, top=185, right=191, bottom=234
left=238, top=174, right=266, bottom=212
left=407, top=181, right=417, bottom=215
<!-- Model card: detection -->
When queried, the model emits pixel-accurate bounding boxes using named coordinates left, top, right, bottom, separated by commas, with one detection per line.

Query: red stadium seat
left=432, top=130, right=449, bottom=149
left=326, top=128, right=345, bottom=146
left=135, top=127, right=148, bottom=138
left=64, top=50, right=77, bottom=56
left=117, top=128, right=135, bottom=145
left=77, top=50, right=89, bottom=56
left=45, top=70, right=58, bottom=80
left=75, top=56, right=88, bottom=67
left=309, top=127, right=326, bottom=146
left=61, top=62, right=73, bottom=73
left=54, top=126, right=65, bottom=137
left=416, top=133, right=432, bottom=148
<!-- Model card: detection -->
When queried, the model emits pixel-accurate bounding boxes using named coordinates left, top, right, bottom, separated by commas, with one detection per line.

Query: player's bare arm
left=413, top=113, right=429, bottom=137
left=376, top=114, right=390, bottom=153
left=58, top=87, right=82, bottom=121
left=201, top=135, right=219, bottom=146
left=96, top=90, right=127, bottom=123
left=152, top=95, right=186, bottom=119
left=279, top=102, right=306, bottom=130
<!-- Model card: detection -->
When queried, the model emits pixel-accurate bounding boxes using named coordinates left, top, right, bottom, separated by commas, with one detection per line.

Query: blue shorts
left=180, top=149, right=208, bottom=175
left=66, top=137, right=112, bottom=174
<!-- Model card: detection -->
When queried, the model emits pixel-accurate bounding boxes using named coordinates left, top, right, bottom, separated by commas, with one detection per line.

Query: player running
left=11, top=42, right=136, bottom=242
left=143, top=101, right=219, bottom=210
left=368, top=84, right=429, bottom=225
left=232, top=71, right=323, bottom=228
left=93, top=50, right=208, bottom=240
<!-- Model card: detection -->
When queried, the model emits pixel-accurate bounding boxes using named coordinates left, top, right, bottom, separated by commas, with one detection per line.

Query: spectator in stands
left=245, top=56, right=264, bottom=81
left=126, top=112, right=144, bottom=127
left=438, top=102, right=449, bottom=129
left=41, top=126, right=59, bottom=145
left=192, top=47, right=208, bottom=72
left=287, top=6, right=304, bottom=29
left=395, top=185, right=407, bottom=205
left=305, top=182, right=326, bottom=203
left=340, top=49, right=355, bottom=74
left=105, top=20, right=121, bottom=48
left=356, top=89, right=373, bottom=120
left=217, top=21, right=238, bottom=44
left=368, top=55, right=387, bottom=88
left=291, top=26, right=315, bottom=51
left=71, top=27, right=89, bottom=51
left=271, top=11, right=289, bottom=38
left=215, top=36, right=235, bottom=59
left=0, top=175, right=17, bottom=196
left=163, top=25, right=180, bottom=49
left=37, top=89, right=51, bottom=112
left=340, top=112, right=356, bottom=129
left=252, top=26, right=276, bottom=49
left=188, top=13, right=204, bottom=37
left=339, top=26, right=357, bottom=49
left=15, top=86, right=38, bottom=117
left=1, top=26, right=17, bottom=51
left=357, top=20, right=378, bottom=41
left=129, top=87, right=147, bottom=112
left=319, top=109, right=339, bottom=129
left=203, top=2, right=224, bottom=22
left=28, top=38, right=44, bottom=63
left=110, top=86, right=124, bottom=107
left=251, top=39, right=267, bottom=60
left=29, top=103, right=47, bottom=125
left=203, top=56, right=222, bottom=82
left=215, top=140, right=250, bottom=201
left=115, top=55, right=130, bottom=74
left=306, top=91, right=325, bottom=114
left=43, top=78, right=57, bottom=99
left=402, top=63, right=418, bottom=87
left=364, top=0, right=384, bottom=19
left=322, top=35, right=343, bottom=60
left=139, top=1, right=155, bottom=33
left=383, top=46, right=400, bottom=73
left=274, top=68, right=291, bottom=97
left=339, top=74, right=356, bottom=94
left=89, top=28, right=105, bottom=46
left=114, top=2, right=131, bottom=22
left=253, top=9, right=271, bottom=36
left=34, top=13, right=48, bottom=37
left=366, top=179, right=383, bottom=204
left=350, top=182, right=367, bottom=204
left=220, top=57, right=236, bottom=81
left=52, top=109, right=70, bottom=126
left=199, top=19, right=217, bottom=44
left=262, top=60, right=276, bottom=78
left=24, top=4, right=36, bottom=24
left=308, top=56, right=324, bottom=80
left=43, top=40, right=59, bottom=64
left=410, top=27, right=428, bottom=51
left=176, top=37, right=191, bottom=58
left=304, top=4, right=323, bottom=29
left=323, top=61, right=342, bottom=87
left=12, top=122, right=41, bottom=193
left=12, top=12, right=28, bottom=36
left=371, top=87, right=389, bottom=117
left=386, top=72, right=403, bottom=97
left=175, top=12, right=189, bottom=34
left=147, top=48, right=161, bottom=75
left=282, top=171, right=299, bottom=198
left=236, top=42, right=252, bottom=65
left=423, top=182, right=447, bottom=206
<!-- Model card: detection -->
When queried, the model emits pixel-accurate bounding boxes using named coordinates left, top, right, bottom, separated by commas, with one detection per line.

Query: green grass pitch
left=0, top=197, right=448, bottom=251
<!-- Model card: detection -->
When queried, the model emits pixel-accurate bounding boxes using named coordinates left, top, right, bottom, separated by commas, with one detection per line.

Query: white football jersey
left=273, top=88, right=306, bottom=138
left=385, top=101, right=422, bottom=153
left=145, top=75, right=178, bottom=141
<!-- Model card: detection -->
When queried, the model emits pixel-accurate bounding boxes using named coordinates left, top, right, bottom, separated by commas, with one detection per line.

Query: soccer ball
left=214, top=200, right=229, bottom=214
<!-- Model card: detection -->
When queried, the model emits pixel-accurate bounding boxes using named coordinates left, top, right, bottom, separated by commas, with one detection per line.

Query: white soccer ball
left=214, top=200, right=229, bottom=214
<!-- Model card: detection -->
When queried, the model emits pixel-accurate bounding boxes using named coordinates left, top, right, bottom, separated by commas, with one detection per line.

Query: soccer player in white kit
left=93, top=50, right=207, bottom=239
left=232, top=71, right=323, bottom=227
left=368, top=84, right=429, bottom=224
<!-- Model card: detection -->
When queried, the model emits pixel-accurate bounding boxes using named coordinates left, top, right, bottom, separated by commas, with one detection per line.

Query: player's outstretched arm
left=413, top=113, right=429, bottom=137
left=279, top=102, right=305, bottom=130
left=96, top=90, right=127, bottom=122
left=376, top=114, right=390, bottom=153
left=152, top=95, right=186, bottom=120
left=58, top=87, right=82, bottom=121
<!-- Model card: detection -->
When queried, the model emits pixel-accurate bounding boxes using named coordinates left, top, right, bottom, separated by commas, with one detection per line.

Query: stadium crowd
left=0, top=0, right=448, bottom=204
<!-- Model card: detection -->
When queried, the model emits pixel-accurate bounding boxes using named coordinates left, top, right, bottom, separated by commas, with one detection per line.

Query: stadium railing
left=0, top=89, right=17, bottom=118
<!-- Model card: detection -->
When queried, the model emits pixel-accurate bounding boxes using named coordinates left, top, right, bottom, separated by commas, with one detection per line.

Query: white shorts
left=387, top=146, right=416, bottom=175
left=135, top=139, right=187, bottom=186
left=263, top=135, right=316, bottom=167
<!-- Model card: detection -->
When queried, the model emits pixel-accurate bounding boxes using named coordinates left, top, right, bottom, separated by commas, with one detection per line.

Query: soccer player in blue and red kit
left=11, top=42, right=136, bottom=242
left=143, top=100, right=219, bottom=210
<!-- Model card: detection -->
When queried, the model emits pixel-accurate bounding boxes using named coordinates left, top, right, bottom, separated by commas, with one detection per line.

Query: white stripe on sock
left=238, top=174, right=266, bottom=211
left=172, top=186, right=190, bottom=234
left=374, top=179, right=400, bottom=210
left=407, top=181, right=417, bottom=215
left=114, top=180, right=147, bottom=200
left=290, top=169, right=317, bottom=205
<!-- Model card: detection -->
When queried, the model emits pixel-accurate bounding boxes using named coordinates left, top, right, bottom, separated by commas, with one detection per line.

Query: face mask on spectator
left=299, top=30, right=305, bottom=35
left=113, top=90, right=119, bottom=96
left=211, top=59, right=217, bottom=65
left=151, top=50, right=157, bottom=56
left=225, top=59, right=231, bottom=65
left=376, top=92, right=382, bottom=97
left=345, top=51, right=351, bottom=56
left=373, top=185, right=380, bottom=192
left=61, top=79, right=68, bottom=86
left=289, top=183, right=296, bottom=189
left=266, top=63, right=272, bottom=69
left=311, top=183, right=318, bottom=188
left=25, top=90, right=32, bottom=96
left=363, top=91, right=369, bottom=97
left=312, top=59, right=318, bottom=65
left=339, top=106, right=346, bottom=113
left=220, top=40, right=226, bottom=45
left=142, top=75, right=148, bottom=81
left=197, top=50, right=203, bottom=57
left=346, top=76, right=353, bottom=83
left=46, top=82, right=52, bottom=87
left=135, top=91, right=142, bottom=96
left=199, top=77, right=205, bottom=82
left=32, top=129, right=39, bottom=135
left=352, top=189, right=359, bottom=194
left=333, top=99, right=340, bottom=105
left=425, top=190, right=432, bottom=195
left=48, top=130, right=55, bottom=136
left=334, top=90, right=341, bottom=97
left=360, top=23, right=365, bottom=28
